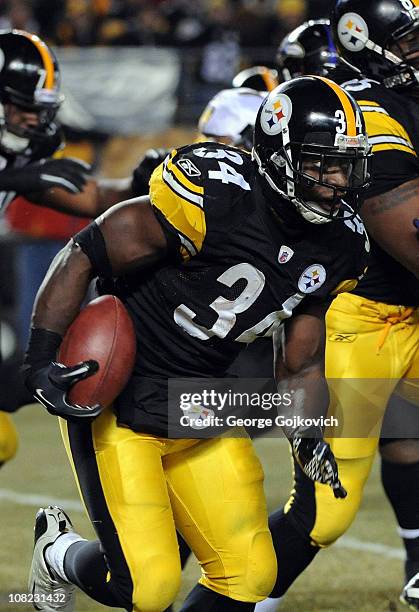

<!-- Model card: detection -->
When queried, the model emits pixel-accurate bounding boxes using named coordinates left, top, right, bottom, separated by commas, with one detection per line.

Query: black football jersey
left=343, top=78, right=419, bottom=305
left=113, top=142, right=369, bottom=434
left=0, top=124, right=63, bottom=212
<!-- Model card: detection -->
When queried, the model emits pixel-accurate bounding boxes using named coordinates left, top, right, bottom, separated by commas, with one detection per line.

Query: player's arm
left=29, top=176, right=134, bottom=217
left=275, top=298, right=346, bottom=498
left=361, top=176, right=419, bottom=278
left=23, top=196, right=168, bottom=418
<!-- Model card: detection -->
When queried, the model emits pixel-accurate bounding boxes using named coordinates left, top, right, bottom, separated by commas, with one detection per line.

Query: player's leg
left=29, top=406, right=182, bottom=612
left=260, top=293, right=412, bottom=608
left=0, top=410, right=18, bottom=467
left=380, top=354, right=419, bottom=609
left=164, top=433, right=277, bottom=610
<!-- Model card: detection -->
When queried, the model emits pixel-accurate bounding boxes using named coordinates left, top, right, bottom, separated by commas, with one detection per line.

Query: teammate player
left=24, top=76, right=371, bottom=611
left=259, top=2, right=419, bottom=610
left=0, top=29, right=163, bottom=471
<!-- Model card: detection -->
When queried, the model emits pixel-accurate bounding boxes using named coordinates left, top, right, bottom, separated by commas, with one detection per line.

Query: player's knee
left=245, top=530, right=277, bottom=599
left=131, top=553, right=181, bottom=612
left=311, top=490, right=362, bottom=547
left=0, top=413, right=18, bottom=465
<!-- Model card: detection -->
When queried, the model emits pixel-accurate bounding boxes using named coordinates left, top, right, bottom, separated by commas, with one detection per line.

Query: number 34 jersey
left=114, top=143, right=369, bottom=432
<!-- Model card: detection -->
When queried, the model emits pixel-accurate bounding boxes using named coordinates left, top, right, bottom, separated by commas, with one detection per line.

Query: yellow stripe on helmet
left=18, top=30, right=55, bottom=90
left=262, top=69, right=278, bottom=92
left=317, top=76, right=357, bottom=137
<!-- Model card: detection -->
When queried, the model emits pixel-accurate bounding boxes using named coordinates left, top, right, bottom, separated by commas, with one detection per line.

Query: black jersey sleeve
left=348, top=84, right=419, bottom=197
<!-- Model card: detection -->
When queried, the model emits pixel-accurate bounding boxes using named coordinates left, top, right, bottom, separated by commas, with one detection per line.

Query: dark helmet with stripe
left=332, top=0, right=419, bottom=94
left=277, top=19, right=347, bottom=80
left=0, top=29, right=63, bottom=153
left=232, top=65, right=280, bottom=92
left=253, top=76, right=371, bottom=223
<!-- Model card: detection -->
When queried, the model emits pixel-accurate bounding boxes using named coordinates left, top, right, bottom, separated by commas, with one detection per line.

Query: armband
left=73, top=221, right=113, bottom=279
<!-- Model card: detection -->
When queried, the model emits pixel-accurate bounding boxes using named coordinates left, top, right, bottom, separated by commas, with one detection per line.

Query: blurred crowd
left=0, top=0, right=331, bottom=48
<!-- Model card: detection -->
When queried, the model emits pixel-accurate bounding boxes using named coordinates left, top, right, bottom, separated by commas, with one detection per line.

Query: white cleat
left=28, top=506, right=76, bottom=611
left=401, top=572, right=419, bottom=611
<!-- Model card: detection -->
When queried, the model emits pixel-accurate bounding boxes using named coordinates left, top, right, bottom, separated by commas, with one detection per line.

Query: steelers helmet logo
left=260, top=92, right=292, bottom=136
left=298, top=264, right=327, bottom=294
left=338, top=12, right=369, bottom=52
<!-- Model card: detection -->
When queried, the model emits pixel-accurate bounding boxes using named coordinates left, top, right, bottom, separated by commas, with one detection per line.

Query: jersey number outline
left=174, top=263, right=304, bottom=343
left=193, top=146, right=251, bottom=190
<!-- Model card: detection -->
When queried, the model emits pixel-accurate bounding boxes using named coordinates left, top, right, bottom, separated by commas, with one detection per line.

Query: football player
left=259, top=3, right=419, bottom=611
left=0, top=29, right=164, bottom=470
left=23, top=76, right=371, bottom=611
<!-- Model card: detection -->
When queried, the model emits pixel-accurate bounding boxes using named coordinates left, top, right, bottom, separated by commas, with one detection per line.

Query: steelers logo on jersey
left=260, top=92, right=292, bottom=136
left=298, top=264, right=327, bottom=294
left=338, top=13, right=369, bottom=52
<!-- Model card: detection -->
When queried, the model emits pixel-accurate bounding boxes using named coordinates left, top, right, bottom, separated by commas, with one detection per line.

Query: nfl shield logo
left=278, top=245, right=294, bottom=264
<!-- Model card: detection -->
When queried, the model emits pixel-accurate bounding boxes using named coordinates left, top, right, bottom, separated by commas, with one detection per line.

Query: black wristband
left=23, top=328, right=63, bottom=373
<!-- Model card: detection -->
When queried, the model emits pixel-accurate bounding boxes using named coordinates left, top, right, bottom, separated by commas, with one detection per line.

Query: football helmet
left=332, top=0, right=419, bottom=94
left=277, top=19, right=348, bottom=81
left=198, top=87, right=266, bottom=151
left=232, top=66, right=279, bottom=92
left=253, top=76, right=371, bottom=224
left=0, top=29, right=63, bottom=154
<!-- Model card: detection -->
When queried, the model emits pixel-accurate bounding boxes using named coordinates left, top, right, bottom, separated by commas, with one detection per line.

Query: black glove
left=291, top=425, right=347, bottom=499
left=131, top=148, right=170, bottom=196
left=0, top=157, right=90, bottom=196
left=25, top=360, right=102, bottom=420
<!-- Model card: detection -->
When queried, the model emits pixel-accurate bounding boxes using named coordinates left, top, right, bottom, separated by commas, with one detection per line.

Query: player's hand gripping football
left=25, top=360, right=102, bottom=420
left=291, top=425, right=347, bottom=499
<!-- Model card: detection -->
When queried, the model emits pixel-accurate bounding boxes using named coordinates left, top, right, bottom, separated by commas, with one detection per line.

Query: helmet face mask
left=332, top=0, right=419, bottom=96
left=253, top=76, right=371, bottom=224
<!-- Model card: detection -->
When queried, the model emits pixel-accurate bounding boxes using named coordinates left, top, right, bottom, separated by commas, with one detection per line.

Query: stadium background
left=0, top=0, right=407, bottom=610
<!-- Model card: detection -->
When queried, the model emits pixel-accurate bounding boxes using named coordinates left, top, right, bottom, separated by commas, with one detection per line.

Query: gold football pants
left=285, top=292, right=419, bottom=547
left=0, top=411, right=18, bottom=465
left=60, top=408, right=277, bottom=611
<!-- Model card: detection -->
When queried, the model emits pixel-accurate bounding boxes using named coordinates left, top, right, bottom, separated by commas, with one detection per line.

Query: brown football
left=58, top=295, right=136, bottom=407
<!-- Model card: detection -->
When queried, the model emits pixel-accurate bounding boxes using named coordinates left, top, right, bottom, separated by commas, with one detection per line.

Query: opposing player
left=260, top=2, right=419, bottom=610
left=24, top=76, right=371, bottom=611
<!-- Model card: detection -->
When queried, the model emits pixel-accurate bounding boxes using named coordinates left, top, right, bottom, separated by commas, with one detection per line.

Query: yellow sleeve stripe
left=166, top=151, right=204, bottom=196
left=357, top=100, right=380, bottom=107
left=370, top=142, right=417, bottom=155
left=19, top=30, right=55, bottom=89
left=362, top=112, right=414, bottom=150
left=318, top=76, right=356, bottom=136
left=150, top=163, right=206, bottom=259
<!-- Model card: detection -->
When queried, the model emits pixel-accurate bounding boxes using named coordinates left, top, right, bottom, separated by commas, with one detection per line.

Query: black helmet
left=332, top=0, right=419, bottom=93
left=0, top=29, right=63, bottom=154
left=232, top=66, right=279, bottom=92
left=277, top=19, right=348, bottom=80
left=253, top=76, right=371, bottom=224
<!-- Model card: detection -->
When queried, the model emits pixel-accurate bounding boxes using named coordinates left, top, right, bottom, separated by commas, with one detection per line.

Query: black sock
left=381, top=459, right=419, bottom=581
left=63, top=540, right=128, bottom=608
left=180, top=584, right=256, bottom=611
left=178, top=532, right=192, bottom=569
left=268, top=508, right=319, bottom=597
